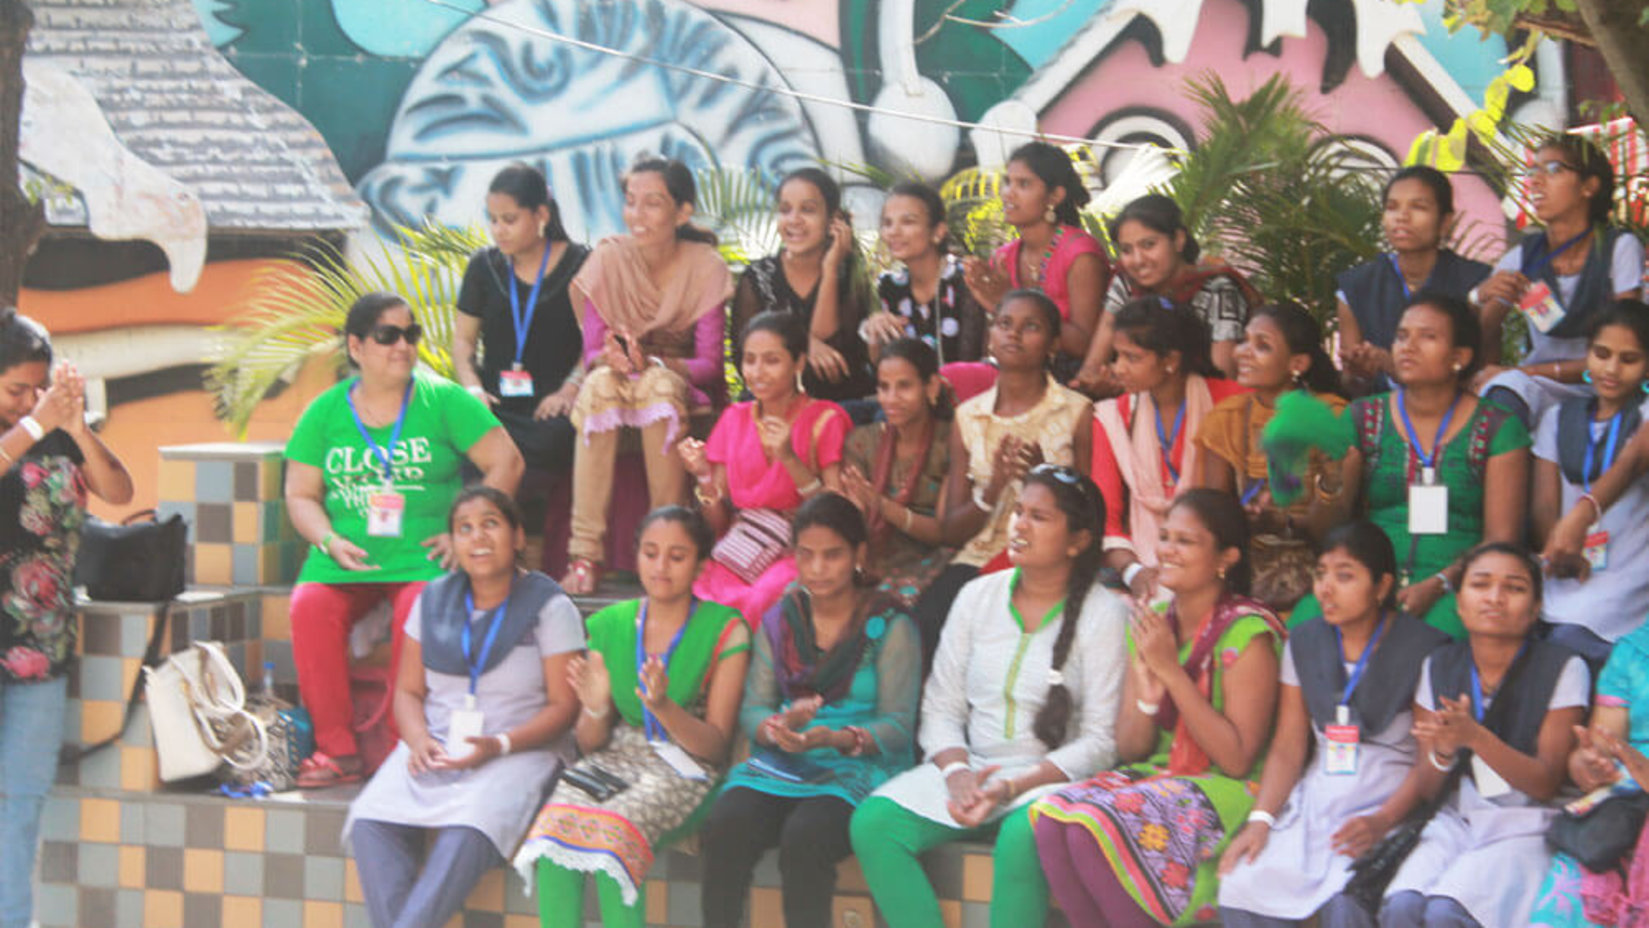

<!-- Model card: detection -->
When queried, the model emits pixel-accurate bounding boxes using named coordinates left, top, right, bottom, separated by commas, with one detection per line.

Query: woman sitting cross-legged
left=1217, top=520, right=1449, bottom=928
left=345, top=487, right=582, bottom=928
left=513, top=506, right=750, bottom=928
left=1029, top=488, right=1286, bottom=928
left=700, top=492, right=921, bottom=928
left=850, top=466, right=1128, bottom=928
left=1378, top=543, right=1587, bottom=927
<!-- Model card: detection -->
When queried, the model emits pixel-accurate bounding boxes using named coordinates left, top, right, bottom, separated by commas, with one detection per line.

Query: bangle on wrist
left=900, top=504, right=915, bottom=534
left=1433, top=570, right=1454, bottom=594
left=1247, top=809, right=1277, bottom=828
left=1122, top=562, right=1145, bottom=588
left=582, top=704, right=611, bottom=722
left=1136, top=698, right=1161, bottom=716
left=939, top=760, right=971, bottom=779
left=495, top=733, right=512, bottom=756
left=17, top=415, right=43, bottom=441
left=1580, top=492, right=1603, bottom=519
left=1428, top=748, right=1456, bottom=772
left=796, top=477, right=823, bottom=497
left=464, top=384, right=486, bottom=397
left=316, top=531, right=336, bottom=557
left=972, top=485, right=995, bottom=512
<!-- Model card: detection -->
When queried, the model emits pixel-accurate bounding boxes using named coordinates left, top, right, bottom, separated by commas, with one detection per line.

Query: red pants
left=289, top=581, right=426, bottom=758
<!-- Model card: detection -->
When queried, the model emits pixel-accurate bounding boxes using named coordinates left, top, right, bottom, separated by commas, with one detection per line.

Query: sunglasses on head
left=368, top=323, right=422, bottom=346
left=1030, top=463, right=1081, bottom=484
left=1529, top=160, right=1577, bottom=177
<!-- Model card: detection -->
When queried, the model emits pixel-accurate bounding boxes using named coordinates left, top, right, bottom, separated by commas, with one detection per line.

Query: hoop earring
left=796, top=368, right=806, bottom=393
left=1582, top=370, right=1593, bottom=384
left=1044, top=205, right=1058, bottom=224
left=1291, top=369, right=1304, bottom=386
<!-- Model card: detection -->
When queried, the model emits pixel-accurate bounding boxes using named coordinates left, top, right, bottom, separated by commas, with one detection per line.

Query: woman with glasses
left=284, top=291, right=524, bottom=787
left=850, top=465, right=1126, bottom=928
left=1473, top=135, right=1644, bottom=429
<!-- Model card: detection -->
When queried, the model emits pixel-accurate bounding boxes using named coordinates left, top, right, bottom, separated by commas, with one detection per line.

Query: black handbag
left=74, top=509, right=187, bottom=602
left=1548, top=791, right=1649, bottom=872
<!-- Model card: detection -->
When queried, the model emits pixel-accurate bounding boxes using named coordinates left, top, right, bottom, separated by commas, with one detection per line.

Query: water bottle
left=262, top=661, right=276, bottom=699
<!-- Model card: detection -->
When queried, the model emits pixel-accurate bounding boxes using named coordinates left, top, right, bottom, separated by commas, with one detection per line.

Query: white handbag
left=144, top=641, right=268, bottom=782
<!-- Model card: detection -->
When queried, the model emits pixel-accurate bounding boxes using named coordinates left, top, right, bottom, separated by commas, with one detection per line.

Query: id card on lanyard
left=1324, top=616, right=1386, bottom=775
left=1518, top=229, right=1591, bottom=335
left=499, top=245, right=552, bottom=398
left=1156, top=399, right=1186, bottom=488
left=637, top=600, right=709, bottom=781
left=1397, top=389, right=1458, bottom=536
left=348, top=380, right=413, bottom=538
left=1467, top=644, right=1526, bottom=799
left=447, top=585, right=511, bottom=760
left=1582, top=411, right=1623, bottom=571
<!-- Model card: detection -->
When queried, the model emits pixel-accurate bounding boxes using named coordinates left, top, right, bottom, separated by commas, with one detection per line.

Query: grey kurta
left=346, top=589, right=585, bottom=857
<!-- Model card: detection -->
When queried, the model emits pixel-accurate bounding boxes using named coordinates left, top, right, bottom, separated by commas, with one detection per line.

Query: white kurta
left=871, top=570, right=1128, bottom=825
left=345, top=591, right=585, bottom=857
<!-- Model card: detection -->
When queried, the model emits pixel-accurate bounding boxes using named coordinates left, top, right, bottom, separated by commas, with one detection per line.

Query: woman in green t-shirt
left=284, top=291, right=524, bottom=787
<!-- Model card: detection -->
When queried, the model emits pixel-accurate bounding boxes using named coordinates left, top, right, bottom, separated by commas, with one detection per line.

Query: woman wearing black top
left=455, top=163, right=591, bottom=474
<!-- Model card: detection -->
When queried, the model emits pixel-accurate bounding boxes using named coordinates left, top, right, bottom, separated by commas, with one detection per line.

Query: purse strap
left=59, top=600, right=174, bottom=765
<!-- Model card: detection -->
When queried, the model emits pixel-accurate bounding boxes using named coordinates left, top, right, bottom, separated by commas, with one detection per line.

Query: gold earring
left=1217, top=566, right=1227, bottom=580
left=1452, top=363, right=1463, bottom=373
left=796, top=368, right=806, bottom=393
left=1044, top=205, right=1058, bottom=224
left=1291, top=369, right=1304, bottom=386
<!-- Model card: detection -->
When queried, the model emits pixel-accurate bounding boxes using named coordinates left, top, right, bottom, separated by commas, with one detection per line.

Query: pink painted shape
left=694, top=0, right=840, bottom=48
left=1040, top=0, right=1505, bottom=257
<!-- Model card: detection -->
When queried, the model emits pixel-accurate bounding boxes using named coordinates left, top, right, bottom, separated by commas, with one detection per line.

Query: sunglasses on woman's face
left=1529, top=160, right=1577, bottom=178
left=369, top=323, right=422, bottom=346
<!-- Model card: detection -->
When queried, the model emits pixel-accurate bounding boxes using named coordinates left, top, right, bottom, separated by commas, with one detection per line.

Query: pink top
left=994, top=225, right=1109, bottom=320
left=706, top=398, right=850, bottom=511
left=581, top=299, right=726, bottom=407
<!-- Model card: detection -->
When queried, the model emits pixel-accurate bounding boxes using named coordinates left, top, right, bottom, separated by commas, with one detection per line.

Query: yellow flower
left=1139, top=823, right=1170, bottom=852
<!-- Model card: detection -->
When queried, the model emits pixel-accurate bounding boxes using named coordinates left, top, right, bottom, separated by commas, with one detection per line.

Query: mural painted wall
left=199, top=0, right=1549, bottom=246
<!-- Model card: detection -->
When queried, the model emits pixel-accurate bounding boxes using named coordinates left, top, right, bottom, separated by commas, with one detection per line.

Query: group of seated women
left=278, top=133, right=1649, bottom=928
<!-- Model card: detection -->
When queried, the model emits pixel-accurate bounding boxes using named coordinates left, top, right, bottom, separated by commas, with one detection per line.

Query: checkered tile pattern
left=157, top=443, right=302, bottom=587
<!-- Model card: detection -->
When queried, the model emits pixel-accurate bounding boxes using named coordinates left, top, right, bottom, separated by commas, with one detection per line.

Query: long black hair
left=1022, top=465, right=1107, bottom=750
left=488, top=163, right=569, bottom=243
left=1008, top=141, right=1089, bottom=228
left=1249, top=301, right=1343, bottom=397
left=1112, top=296, right=1219, bottom=378
left=1537, top=134, right=1616, bottom=227
left=1109, top=193, right=1199, bottom=263
left=877, top=336, right=952, bottom=420
left=0, top=307, right=52, bottom=373
left=1168, top=489, right=1252, bottom=595
left=626, top=157, right=718, bottom=246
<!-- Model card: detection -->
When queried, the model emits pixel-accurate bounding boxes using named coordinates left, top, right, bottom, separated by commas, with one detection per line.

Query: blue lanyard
left=1395, top=388, right=1459, bottom=474
left=461, top=585, right=511, bottom=696
left=1240, top=481, right=1263, bottom=506
left=1155, top=400, right=1186, bottom=484
left=1334, top=613, right=1388, bottom=708
left=635, top=599, right=693, bottom=742
left=1387, top=253, right=1418, bottom=301
left=1521, top=228, right=1591, bottom=280
left=1583, top=409, right=1625, bottom=493
left=1468, top=641, right=1529, bottom=723
left=346, top=379, right=413, bottom=484
left=508, top=246, right=552, bottom=368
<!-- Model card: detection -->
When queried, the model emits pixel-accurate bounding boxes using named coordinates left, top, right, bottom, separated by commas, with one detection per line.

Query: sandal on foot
left=562, top=557, right=601, bottom=595
left=296, top=752, right=363, bottom=789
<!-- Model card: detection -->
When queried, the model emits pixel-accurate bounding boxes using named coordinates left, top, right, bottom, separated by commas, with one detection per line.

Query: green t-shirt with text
left=285, top=372, right=499, bottom=584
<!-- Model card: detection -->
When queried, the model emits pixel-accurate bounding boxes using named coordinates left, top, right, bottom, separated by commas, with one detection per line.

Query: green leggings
left=537, top=860, right=643, bottom=928
left=849, top=796, right=1049, bottom=928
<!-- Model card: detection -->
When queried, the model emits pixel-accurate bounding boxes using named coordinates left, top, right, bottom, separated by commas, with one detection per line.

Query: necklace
left=1031, top=225, right=1066, bottom=287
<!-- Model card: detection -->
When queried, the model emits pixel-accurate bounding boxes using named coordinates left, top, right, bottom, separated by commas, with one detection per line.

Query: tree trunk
left=1572, top=0, right=1649, bottom=132
left=0, top=0, right=43, bottom=308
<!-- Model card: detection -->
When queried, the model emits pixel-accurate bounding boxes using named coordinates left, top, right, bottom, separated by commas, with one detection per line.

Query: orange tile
left=80, top=797, right=121, bottom=843
left=504, top=916, right=538, bottom=928
left=303, top=900, right=343, bottom=928
left=260, top=460, right=283, bottom=500
left=183, top=848, right=223, bottom=894
left=233, top=502, right=260, bottom=544
left=223, top=806, right=265, bottom=852
left=194, top=544, right=232, bottom=585
left=263, top=594, right=291, bottom=641
left=119, top=846, right=146, bottom=889
left=441, top=915, right=462, bottom=928
left=157, top=460, right=194, bottom=504
left=144, top=889, right=183, bottom=928
left=645, top=880, right=667, bottom=924
left=940, top=898, right=962, bottom=928
left=119, top=746, right=158, bottom=791
left=80, top=699, right=124, bottom=745
left=224, top=896, right=262, bottom=925
left=260, top=547, right=282, bottom=584
left=344, top=857, right=362, bottom=903
left=962, top=851, right=993, bottom=902
left=467, top=868, right=504, bottom=912
left=748, top=887, right=782, bottom=928
left=121, top=658, right=142, bottom=703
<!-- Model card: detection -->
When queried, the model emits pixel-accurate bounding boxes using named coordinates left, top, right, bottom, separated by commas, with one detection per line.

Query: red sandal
left=296, top=752, right=363, bottom=789
left=562, top=557, right=601, bottom=595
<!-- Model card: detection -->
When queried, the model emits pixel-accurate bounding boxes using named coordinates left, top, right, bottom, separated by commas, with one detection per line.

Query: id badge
left=1324, top=706, right=1359, bottom=775
left=1584, top=522, right=1610, bottom=571
left=1519, top=281, right=1566, bottom=335
left=447, top=702, right=485, bottom=761
left=651, top=741, right=709, bottom=781
left=366, top=488, right=405, bottom=537
left=498, top=368, right=534, bottom=398
left=1408, top=468, right=1448, bottom=536
left=1472, top=754, right=1513, bottom=798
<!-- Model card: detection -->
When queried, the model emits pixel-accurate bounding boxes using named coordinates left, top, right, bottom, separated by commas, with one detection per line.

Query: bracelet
left=582, top=704, right=611, bottom=722
left=464, top=384, right=486, bottom=397
left=1428, top=749, right=1456, bottom=772
left=938, top=760, right=971, bottom=779
left=1122, top=562, right=1145, bottom=588
left=796, top=478, right=823, bottom=497
left=972, top=486, right=995, bottom=512
left=1551, top=362, right=1561, bottom=380
left=1468, top=286, right=1481, bottom=306
left=1136, top=698, right=1161, bottom=716
left=495, top=733, right=512, bottom=756
left=693, top=482, right=722, bottom=508
left=1314, top=472, right=1344, bottom=503
left=1433, top=571, right=1454, bottom=594
left=842, top=725, right=871, bottom=757
left=17, top=416, right=43, bottom=441
left=0, top=444, right=12, bottom=466
left=315, top=531, right=336, bottom=557
left=1247, top=809, right=1277, bottom=828
left=1580, top=492, right=1603, bottom=519
left=901, top=505, right=915, bottom=534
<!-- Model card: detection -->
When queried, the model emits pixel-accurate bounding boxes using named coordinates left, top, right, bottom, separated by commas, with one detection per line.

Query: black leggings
left=699, top=788, right=854, bottom=928
left=911, top=563, right=979, bottom=670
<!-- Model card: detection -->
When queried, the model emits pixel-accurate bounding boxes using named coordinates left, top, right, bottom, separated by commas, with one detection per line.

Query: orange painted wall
left=19, top=259, right=285, bottom=334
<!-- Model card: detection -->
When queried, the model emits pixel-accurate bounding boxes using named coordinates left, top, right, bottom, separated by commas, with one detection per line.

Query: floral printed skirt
left=1029, top=766, right=1258, bottom=926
